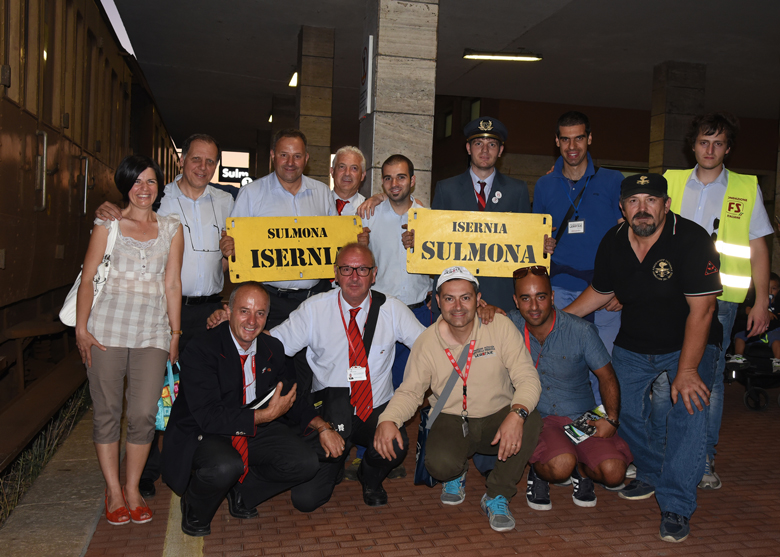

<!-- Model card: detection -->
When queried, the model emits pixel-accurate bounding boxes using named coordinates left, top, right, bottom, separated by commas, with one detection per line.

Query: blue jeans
left=709, top=300, right=737, bottom=459
left=612, top=344, right=718, bottom=518
left=553, top=286, right=621, bottom=405
left=392, top=303, right=435, bottom=389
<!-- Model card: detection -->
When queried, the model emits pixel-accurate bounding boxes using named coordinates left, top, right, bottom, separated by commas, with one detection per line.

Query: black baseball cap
left=621, top=173, right=667, bottom=199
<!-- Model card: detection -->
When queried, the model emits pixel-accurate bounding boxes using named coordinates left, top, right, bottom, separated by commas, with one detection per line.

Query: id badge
left=568, top=220, right=585, bottom=234
left=461, top=417, right=469, bottom=437
left=347, top=365, right=367, bottom=382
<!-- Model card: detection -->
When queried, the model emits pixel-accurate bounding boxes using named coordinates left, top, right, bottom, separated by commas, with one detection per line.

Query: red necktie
left=476, top=181, right=487, bottom=211
left=336, top=199, right=349, bottom=215
left=232, top=354, right=251, bottom=482
left=348, top=307, right=373, bottom=421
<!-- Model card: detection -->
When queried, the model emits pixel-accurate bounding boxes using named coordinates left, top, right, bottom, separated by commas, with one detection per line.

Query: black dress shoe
left=357, top=467, right=388, bottom=507
left=139, top=478, right=156, bottom=498
left=226, top=488, right=259, bottom=519
left=180, top=495, right=211, bottom=537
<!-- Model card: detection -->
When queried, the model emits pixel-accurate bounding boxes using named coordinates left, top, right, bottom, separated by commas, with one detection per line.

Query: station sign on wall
left=220, top=166, right=251, bottom=184
left=226, top=216, right=364, bottom=282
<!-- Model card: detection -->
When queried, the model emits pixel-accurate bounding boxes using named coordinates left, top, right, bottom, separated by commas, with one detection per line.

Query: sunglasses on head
left=512, top=265, right=549, bottom=280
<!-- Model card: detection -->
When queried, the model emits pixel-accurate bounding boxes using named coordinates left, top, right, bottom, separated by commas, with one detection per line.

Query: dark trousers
left=184, top=421, right=319, bottom=524
left=142, top=302, right=223, bottom=483
left=425, top=407, right=542, bottom=500
left=295, top=402, right=408, bottom=510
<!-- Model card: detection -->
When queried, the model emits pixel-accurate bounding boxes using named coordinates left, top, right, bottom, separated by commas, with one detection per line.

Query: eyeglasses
left=512, top=265, right=549, bottom=280
left=178, top=197, right=221, bottom=253
left=337, top=265, right=375, bottom=277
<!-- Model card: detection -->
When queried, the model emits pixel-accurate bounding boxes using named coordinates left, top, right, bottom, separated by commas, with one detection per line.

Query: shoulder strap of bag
left=105, top=219, right=119, bottom=257
left=555, top=166, right=599, bottom=243
left=426, top=333, right=474, bottom=430
left=362, top=290, right=386, bottom=357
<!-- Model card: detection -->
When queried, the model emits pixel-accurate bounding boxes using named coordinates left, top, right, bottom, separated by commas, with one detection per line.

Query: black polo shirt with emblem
left=591, top=212, right=723, bottom=355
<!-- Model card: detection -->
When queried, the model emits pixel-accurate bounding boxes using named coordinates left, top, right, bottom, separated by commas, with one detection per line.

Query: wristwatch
left=510, top=407, right=528, bottom=420
left=604, top=416, right=620, bottom=429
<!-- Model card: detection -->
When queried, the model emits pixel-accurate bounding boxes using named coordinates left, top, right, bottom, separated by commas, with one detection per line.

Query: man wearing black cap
left=565, top=173, right=722, bottom=543
left=431, top=117, right=538, bottom=314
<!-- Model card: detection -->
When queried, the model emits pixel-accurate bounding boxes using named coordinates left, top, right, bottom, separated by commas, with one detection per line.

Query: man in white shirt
left=331, top=146, right=366, bottom=216
left=270, top=243, right=426, bottom=507
left=359, top=154, right=433, bottom=388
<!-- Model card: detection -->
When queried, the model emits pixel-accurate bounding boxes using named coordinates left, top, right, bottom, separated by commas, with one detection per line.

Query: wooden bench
left=4, top=317, right=68, bottom=396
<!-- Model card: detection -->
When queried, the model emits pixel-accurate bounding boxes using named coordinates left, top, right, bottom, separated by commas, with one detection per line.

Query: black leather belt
left=408, top=301, right=425, bottom=310
left=265, top=283, right=320, bottom=300
left=182, top=294, right=223, bottom=306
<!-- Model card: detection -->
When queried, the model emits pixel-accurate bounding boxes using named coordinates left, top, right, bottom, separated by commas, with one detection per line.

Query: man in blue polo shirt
left=509, top=265, right=631, bottom=512
left=533, top=113, right=624, bottom=404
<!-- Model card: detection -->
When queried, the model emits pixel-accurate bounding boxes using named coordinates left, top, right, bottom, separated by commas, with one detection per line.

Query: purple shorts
left=530, top=415, right=633, bottom=471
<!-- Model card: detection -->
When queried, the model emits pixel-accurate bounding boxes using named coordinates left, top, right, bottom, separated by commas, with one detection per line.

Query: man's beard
left=630, top=212, right=657, bottom=237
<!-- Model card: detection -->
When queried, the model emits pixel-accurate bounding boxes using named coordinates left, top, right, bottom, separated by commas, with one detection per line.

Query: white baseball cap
left=436, top=266, right=480, bottom=292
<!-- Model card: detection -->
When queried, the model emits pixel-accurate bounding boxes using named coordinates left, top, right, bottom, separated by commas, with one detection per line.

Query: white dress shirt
left=229, top=172, right=337, bottom=289
left=470, top=167, right=496, bottom=203
left=362, top=197, right=432, bottom=305
left=679, top=166, right=773, bottom=239
left=270, top=289, right=426, bottom=408
left=158, top=176, right=234, bottom=297
left=229, top=331, right=257, bottom=402
left=332, top=190, right=366, bottom=216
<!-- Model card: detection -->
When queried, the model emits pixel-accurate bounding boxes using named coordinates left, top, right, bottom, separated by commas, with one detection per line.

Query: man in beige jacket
left=374, top=266, right=542, bottom=532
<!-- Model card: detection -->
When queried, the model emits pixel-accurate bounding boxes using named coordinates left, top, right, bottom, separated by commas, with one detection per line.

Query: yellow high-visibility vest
left=666, top=169, right=756, bottom=303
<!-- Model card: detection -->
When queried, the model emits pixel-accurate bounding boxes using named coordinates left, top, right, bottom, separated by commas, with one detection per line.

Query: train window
left=6, top=0, right=22, bottom=103
left=41, top=0, right=60, bottom=125
left=23, top=0, right=40, bottom=115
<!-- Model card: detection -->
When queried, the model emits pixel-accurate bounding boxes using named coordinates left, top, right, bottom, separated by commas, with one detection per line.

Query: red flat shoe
left=124, top=488, right=153, bottom=524
left=105, top=490, right=130, bottom=526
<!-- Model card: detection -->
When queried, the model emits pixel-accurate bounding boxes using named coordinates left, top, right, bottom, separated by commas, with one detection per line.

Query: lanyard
left=444, top=340, right=476, bottom=414
left=563, top=175, right=591, bottom=220
left=523, top=311, right=556, bottom=369
left=337, top=293, right=372, bottom=353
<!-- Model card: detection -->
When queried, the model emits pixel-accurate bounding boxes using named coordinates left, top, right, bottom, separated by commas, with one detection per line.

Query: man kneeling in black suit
left=162, top=281, right=345, bottom=536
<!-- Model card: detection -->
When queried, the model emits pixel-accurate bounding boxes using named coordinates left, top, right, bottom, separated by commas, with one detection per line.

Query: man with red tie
left=331, top=146, right=366, bottom=216
left=162, top=282, right=344, bottom=536
left=270, top=243, right=426, bottom=506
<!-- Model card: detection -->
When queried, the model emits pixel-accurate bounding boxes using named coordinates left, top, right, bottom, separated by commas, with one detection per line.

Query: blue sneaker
left=659, top=511, right=689, bottom=542
left=440, top=471, right=466, bottom=505
left=480, top=494, right=515, bottom=532
left=619, top=479, right=655, bottom=500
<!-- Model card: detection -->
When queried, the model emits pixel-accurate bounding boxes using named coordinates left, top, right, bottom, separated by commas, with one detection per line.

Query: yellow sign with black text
left=406, top=208, right=551, bottom=277
left=226, top=216, right=363, bottom=282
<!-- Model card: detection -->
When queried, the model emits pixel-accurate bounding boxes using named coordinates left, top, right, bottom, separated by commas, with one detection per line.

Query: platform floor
left=2, top=380, right=778, bottom=557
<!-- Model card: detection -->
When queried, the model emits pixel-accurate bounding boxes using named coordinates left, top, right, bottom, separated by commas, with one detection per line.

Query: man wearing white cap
left=374, top=266, right=542, bottom=532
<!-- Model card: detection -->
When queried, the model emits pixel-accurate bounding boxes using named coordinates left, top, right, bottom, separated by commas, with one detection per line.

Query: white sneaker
left=725, top=354, right=750, bottom=371
left=772, top=358, right=780, bottom=373
left=697, top=455, right=722, bottom=489
left=625, top=463, right=637, bottom=479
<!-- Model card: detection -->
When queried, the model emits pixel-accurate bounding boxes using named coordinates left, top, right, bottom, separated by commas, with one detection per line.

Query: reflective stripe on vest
left=665, top=168, right=756, bottom=303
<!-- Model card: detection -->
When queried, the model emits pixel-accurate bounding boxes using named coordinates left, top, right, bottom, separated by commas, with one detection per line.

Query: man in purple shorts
left=508, top=265, right=631, bottom=510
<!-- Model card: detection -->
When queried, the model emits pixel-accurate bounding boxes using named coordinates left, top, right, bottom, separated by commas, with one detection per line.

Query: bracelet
left=170, top=330, right=183, bottom=335
left=317, top=424, right=334, bottom=433
left=604, top=417, right=620, bottom=429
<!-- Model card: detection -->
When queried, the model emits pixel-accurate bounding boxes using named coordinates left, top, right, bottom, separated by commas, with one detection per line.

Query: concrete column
left=296, top=26, right=334, bottom=184
left=358, top=0, right=438, bottom=205
left=649, top=61, right=706, bottom=174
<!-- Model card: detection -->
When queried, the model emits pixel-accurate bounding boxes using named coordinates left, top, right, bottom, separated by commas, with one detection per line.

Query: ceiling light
left=268, top=114, right=273, bottom=123
left=463, top=49, right=542, bottom=62
left=288, top=72, right=298, bottom=87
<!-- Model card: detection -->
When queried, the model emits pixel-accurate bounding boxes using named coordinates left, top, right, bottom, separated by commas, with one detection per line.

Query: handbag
left=59, top=220, right=119, bottom=327
left=155, top=361, right=180, bottom=431
left=413, top=347, right=469, bottom=487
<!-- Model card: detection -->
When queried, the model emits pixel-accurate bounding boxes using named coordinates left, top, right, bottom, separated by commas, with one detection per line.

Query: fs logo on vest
left=726, top=199, right=745, bottom=218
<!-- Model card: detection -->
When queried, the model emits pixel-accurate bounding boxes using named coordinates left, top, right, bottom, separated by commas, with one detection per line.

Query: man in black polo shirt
left=565, top=173, right=722, bottom=543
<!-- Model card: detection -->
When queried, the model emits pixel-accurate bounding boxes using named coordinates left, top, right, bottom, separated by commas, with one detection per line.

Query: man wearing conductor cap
left=565, top=173, right=723, bottom=543
left=432, top=117, right=553, bottom=314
